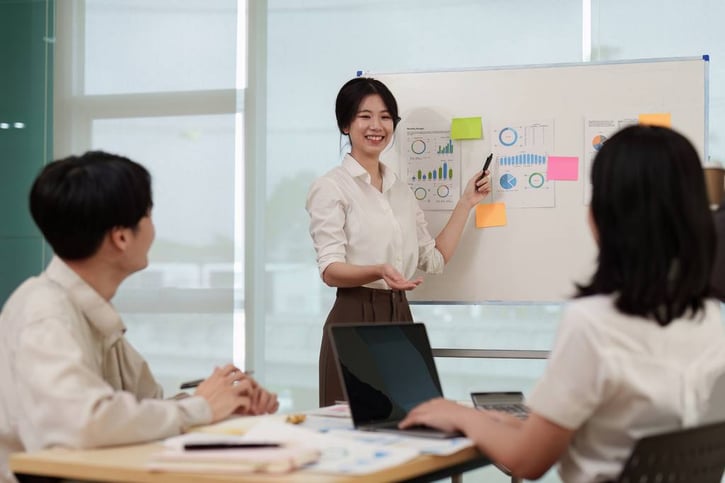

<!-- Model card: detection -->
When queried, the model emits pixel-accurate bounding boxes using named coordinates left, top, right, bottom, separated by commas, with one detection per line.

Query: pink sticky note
left=547, top=156, right=579, bottom=181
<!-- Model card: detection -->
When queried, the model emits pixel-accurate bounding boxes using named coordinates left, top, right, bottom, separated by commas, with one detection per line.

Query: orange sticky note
left=476, top=203, right=507, bottom=228
left=638, top=113, right=671, bottom=127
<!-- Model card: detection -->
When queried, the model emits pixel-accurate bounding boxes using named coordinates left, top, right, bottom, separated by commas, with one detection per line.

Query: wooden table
left=11, top=442, right=489, bottom=483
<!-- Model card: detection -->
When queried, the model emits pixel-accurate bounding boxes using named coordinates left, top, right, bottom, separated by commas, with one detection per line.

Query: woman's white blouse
left=306, top=154, right=444, bottom=290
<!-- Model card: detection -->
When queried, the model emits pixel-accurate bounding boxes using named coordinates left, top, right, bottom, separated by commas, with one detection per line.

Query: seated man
left=0, top=151, right=278, bottom=483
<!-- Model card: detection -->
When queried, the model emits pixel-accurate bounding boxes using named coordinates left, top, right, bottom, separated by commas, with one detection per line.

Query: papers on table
left=299, top=403, right=473, bottom=457
left=147, top=432, right=320, bottom=474
left=300, top=414, right=354, bottom=432
left=244, top=420, right=419, bottom=475
left=325, top=428, right=473, bottom=457
left=149, top=405, right=475, bottom=476
left=304, top=403, right=351, bottom=418
left=298, top=414, right=472, bottom=456
left=192, top=414, right=286, bottom=435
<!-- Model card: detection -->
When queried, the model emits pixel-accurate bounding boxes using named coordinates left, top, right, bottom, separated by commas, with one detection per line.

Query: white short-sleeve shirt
left=527, top=295, right=725, bottom=483
left=306, top=154, right=444, bottom=289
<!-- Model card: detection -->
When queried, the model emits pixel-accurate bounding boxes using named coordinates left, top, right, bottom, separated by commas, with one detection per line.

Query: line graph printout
left=404, top=125, right=461, bottom=210
left=490, top=120, right=555, bottom=208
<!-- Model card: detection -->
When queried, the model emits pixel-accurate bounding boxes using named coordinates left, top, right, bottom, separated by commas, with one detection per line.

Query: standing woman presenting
left=306, top=77, right=491, bottom=406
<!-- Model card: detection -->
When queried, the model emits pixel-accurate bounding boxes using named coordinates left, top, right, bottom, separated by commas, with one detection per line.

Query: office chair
left=613, top=419, right=725, bottom=483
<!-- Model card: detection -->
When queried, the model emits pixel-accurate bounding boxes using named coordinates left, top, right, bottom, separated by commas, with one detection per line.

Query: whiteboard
left=375, top=57, right=708, bottom=303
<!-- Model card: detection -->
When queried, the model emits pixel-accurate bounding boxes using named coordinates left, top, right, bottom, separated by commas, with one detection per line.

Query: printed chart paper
left=490, top=120, right=555, bottom=208
left=404, top=125, right=461, bottom=211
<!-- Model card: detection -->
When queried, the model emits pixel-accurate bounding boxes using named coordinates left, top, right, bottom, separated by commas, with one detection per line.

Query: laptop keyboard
left=369, top=421, right=433, bottom=431
left=478, top=403, right=529, bottom=419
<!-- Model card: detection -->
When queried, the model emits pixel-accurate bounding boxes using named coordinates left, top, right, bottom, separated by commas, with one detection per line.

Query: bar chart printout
left=404, top=126, right=461, bottom=210
left=490, top=120, right=556, bottom=208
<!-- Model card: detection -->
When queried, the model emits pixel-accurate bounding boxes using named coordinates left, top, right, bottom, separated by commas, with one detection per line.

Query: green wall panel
left=0, top=238, right=44, bottom=302
left=0, top=0, right=54, bottom=305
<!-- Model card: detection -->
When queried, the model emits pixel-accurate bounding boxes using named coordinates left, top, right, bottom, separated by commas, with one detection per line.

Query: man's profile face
left=126, top=213, right=155, bottom=273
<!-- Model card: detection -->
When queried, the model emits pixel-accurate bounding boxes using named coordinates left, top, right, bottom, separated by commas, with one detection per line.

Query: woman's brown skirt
left=319, top=286, right=413, bottom=407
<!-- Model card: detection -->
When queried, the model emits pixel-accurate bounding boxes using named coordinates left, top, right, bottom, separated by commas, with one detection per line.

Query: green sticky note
left=451, top=117, right=483, bottom=140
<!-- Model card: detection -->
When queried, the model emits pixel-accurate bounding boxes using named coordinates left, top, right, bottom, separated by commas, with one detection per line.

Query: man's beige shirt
left=0, top=257, right=211, bottom=483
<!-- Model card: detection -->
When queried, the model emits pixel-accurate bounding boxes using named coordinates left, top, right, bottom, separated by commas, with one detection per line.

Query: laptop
left=470, top=391, right=529, bottom=420
left=328, top=322, right=462, bottom=439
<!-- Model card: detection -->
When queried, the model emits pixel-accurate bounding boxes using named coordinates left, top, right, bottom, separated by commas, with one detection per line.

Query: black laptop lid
left=329, top=323, right=444, bottom=428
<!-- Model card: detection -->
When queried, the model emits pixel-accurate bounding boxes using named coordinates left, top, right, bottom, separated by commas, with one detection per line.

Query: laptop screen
left=329, top=323, right=444, bottom=427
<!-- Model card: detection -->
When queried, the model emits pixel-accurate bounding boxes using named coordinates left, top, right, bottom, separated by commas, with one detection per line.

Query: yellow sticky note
left=475, top=203, right=507, bottom=228
left=638, top=113, right=671, bottom=127
left=451, top=117, right=483, bottom=140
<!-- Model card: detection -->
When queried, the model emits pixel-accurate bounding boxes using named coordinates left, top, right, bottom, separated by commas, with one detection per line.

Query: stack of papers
left=244, top=420, right=420, bottom=475
left=147, top=433, right=320, bottom=474
left=193, top=414, right=284, bottom=435
left=153, top=405, right=475, bottom=476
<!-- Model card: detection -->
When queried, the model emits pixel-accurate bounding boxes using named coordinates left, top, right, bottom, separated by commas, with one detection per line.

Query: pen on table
left=180, top=370, right=254, bottom=390
left=184, top=442, right=281, bottom=451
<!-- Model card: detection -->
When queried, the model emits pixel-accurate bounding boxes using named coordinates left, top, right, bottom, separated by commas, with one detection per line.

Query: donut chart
left=411, top=139, right=426, bottom=154
left=528, top=172, right=545, bottom=188
left=498, top=127, right=519, bottom=147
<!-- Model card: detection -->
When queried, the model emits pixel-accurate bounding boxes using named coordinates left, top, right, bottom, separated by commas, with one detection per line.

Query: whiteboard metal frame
left=433, top=348, right=549, bottom=360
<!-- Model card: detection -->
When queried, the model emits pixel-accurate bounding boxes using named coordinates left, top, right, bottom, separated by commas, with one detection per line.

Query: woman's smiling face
left=346, top=94, right=394, bottom=160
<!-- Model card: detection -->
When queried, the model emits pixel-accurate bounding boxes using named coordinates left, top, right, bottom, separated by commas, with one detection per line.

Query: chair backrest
left=703, top=372, right=725, bottom=424
left=614, top=420, right=725, bottom=483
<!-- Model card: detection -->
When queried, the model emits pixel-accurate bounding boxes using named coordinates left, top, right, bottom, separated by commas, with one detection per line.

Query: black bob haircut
left=335, top=77, right=401, bottom=134
left=577, top=125, right=715, bottom=326
left=29, top=151, right=153, bottom=260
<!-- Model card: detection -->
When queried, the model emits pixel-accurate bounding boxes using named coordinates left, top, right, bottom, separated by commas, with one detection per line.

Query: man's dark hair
left=577, top=125, right=715, bottom=326
left=335, top=77, right=401, bottom=134
left=29, top=150, right=153, bottom=260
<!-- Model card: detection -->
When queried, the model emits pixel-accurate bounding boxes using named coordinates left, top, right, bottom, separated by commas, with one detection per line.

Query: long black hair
left=576, top=125, right=715, bottom=325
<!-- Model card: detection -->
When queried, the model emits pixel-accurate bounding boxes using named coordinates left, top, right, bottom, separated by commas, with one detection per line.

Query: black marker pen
left=479, top=153, right=493, bottom=182
left=184, top=442, right=281, bottom=451
left=482, top=153, right=493, bottom=175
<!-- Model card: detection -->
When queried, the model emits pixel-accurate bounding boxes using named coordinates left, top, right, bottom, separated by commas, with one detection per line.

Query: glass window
left=55, top=0, right=243, bottom=396
left=84, top=0, right=238, bottom=94
left=92, top=115, right=236, bottom=248
left=92, top=115, right=239, bottom=392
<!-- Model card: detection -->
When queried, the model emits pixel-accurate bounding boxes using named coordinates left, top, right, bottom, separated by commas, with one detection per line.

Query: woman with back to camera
left=306, top=77, right=491, bottom=407
left=400, top=125, right=725, bottom=482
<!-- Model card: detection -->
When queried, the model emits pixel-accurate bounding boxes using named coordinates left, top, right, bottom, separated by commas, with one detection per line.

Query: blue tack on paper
left=703, top=54, right=710, bottom=61
left=356, top=70, right=363, bottom=77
